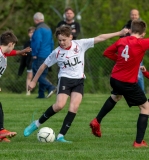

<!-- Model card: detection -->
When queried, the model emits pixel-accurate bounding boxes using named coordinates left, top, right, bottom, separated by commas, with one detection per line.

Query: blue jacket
left=31, top=22, right=54, bottom=58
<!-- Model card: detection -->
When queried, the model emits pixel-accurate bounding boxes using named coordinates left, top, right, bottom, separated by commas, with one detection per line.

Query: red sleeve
left=141, top=39, right=149, bottom=51
left=4, top=50, right=17, bottom=57
left=143, top=71, right=149, bottom=79
left=103, top=42, right=118, bottom=61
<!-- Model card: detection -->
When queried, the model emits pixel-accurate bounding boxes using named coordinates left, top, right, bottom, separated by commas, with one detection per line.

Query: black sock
left=0, top=102, right=4, bottom=130
left=96, top=96, right=116, bottom=123
left=59, top=111, right=76, bottom=135
left=136, top=114, right=148, bottom=143
left=39, top=105, right=56, bottom=124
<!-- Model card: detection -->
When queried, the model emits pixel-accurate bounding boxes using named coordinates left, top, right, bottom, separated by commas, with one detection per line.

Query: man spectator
left=121, top=9, right=145, bottom=92
left=57, top=7, right=80, bottom=40
left=31, top=12, right=56, bottom=98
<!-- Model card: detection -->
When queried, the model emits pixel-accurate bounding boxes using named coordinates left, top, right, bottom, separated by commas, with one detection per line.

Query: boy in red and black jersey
left=90, top=20, right=149, bottom=148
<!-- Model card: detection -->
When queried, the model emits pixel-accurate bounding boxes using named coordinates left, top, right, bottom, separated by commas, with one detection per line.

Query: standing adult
left=31, top=12, right=56, bottom=98
left=121, top=9, right=145, bottom=92
left=57, top=7, right=80, bottom=40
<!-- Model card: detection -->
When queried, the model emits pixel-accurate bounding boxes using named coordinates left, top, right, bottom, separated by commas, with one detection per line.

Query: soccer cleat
left=0, top=129, right=17, bottom=138
left=0, top=136, right=10, bottom=142
left=90, top=118, right=101, bottom=137
left=56, top=136, right=72, bottom=143
left=133, top=140, right=148, bottom=148
left=24, top=121, right=38, bottom=137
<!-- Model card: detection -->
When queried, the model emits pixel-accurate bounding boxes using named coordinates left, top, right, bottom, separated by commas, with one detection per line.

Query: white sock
left=57, top=133, right=64, bottom=139
left=35, top=120, right=41, bottom=127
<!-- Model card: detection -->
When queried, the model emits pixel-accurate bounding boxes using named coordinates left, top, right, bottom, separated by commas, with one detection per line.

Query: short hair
left=0, top=31, right=18, bottom=46
left=33, top=12, right=44, bottom=20
left=65, top=7, right=75, bottom=14
left=55, top=25, right=72, bottom=38
left=28, top=26, right=35, bottom=33
left=131, top=20, right=146, bottom=35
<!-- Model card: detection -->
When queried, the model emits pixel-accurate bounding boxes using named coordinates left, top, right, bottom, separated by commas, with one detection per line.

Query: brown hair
left=64, top=7, right=75, bottom=13
left=28, top=26, right=35, bottom=33
left=55, top=25, right=72, bottom=38
left=0, top=31, right=18, bottom=45
left=131, top=20, right=146, bottom=35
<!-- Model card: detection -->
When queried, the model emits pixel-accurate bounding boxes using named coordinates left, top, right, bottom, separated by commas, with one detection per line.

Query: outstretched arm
left=28, top=63, right=47, bottom=91
left=94, top=28, right=129, bottom=44
left=4, top=47, right=31, bottom=57
left=140, top=65, right=149, bottom=79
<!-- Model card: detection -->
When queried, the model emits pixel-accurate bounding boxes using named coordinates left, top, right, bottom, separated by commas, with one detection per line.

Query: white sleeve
left=44, top=50, right=57, bottom=67
left=75, top=38, right=94, bottom=51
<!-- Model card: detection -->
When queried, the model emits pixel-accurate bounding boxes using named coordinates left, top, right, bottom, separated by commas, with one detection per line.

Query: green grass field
left=0, top=93, right=149, bottom=160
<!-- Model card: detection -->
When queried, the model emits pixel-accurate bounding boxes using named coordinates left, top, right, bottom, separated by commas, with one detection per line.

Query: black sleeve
left=72, top=22, right=80, bottom=40
left=56, top=21, right=63, bottom=28
left=23, top=40, right=30, bottom=49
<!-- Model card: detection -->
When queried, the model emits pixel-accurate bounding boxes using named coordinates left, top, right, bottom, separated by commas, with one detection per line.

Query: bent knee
left=53, top=103, right=65, bottom=112
left=111, top=95, right=122, bottom=102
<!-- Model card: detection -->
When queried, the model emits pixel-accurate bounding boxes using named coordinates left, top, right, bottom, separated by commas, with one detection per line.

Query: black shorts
left=110, top=77, right=147, bottom=107
left=18, top=55, right=32, bottom=76
left=57, top=77, right=84, bottom=96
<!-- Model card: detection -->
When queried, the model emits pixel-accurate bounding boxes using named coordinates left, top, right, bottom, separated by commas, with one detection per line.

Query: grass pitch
left=0, top=93, right=149, bottom=160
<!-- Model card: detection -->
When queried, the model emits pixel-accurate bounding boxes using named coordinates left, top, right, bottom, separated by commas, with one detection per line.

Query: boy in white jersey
left=24, top=26, right=128, bottom=142
left=0, top=31, right=31, bottom=142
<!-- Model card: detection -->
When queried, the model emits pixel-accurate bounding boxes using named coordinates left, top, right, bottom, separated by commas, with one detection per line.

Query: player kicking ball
left=90, top=20, right=149, bottom=148
left=0, top=31, right=31, bottom=142
left=24, top=25, right=128, bottom=142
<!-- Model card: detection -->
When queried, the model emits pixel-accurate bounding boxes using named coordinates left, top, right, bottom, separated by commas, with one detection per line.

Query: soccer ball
left=37, top=127, right=55, bottom=143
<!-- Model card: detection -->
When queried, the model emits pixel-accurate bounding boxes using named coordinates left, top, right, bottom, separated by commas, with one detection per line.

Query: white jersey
left=44, top=38, right=94, bottom=79
left=0, top=49, right=7, bottom=78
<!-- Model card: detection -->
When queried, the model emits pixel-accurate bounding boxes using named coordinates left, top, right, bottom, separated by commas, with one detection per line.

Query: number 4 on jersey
left=121, top=45, right=129, bottom=61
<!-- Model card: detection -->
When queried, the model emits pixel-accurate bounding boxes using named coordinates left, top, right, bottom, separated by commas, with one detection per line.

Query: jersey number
left=121, top=45, right=129, bottom=61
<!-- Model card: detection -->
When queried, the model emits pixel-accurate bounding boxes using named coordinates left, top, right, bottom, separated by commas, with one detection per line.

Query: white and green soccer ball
left=37, top=127, right=55, bottom=143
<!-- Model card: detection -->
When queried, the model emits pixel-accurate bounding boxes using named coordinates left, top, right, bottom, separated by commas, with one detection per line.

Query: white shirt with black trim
left=0, top=49, right=7, bottom=78
left=44, top=38, right=94, bottom=79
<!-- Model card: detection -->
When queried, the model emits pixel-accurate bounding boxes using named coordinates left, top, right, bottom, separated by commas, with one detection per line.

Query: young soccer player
left=24, top=25, right=128, bottom=142
left=90, top=20, right=149, bottom=148
left=0, top=31, right=31, bottom=142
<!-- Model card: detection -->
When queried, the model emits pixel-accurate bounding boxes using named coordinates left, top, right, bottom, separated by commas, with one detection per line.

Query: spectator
left=18, top=26, right=35, bottom=96
left=31, top=12, right=56, bottom=98
left=57, top=7, right=80, bottom=40
left=121, top=9, right=145, bottom=92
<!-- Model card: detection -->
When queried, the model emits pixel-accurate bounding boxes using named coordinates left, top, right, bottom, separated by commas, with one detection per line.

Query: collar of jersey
left=60, top=42, right=72, bottom=50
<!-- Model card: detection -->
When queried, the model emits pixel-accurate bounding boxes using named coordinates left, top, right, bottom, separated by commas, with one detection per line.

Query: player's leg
left=24, top=94, right=69, bottom=137
left=121, top=82, right=148, bottom=147
left=133, top=101, right=149, bottom=148
left=0, top=102, right=17, bottom=142
left=56, top=78, right=84, bottom=142
left=56, top=92, right=82, bottom=142
left=90, top=77, right=122, bottom=137
left=90, top=94, right=122, bottom=137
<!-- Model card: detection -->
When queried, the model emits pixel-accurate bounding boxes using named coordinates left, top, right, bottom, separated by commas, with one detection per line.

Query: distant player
left=24, top=25, right=128, bottom=142
left=90, top=20, right=149, bottom=148
left=0, top=31, right=31, bottom=142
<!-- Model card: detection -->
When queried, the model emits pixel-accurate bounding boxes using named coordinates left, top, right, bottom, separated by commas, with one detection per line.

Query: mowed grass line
left=0, top=93, right=149, bottom=160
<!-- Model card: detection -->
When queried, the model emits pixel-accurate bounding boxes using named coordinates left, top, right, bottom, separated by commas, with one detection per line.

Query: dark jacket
left=57, top=20, right=80, bottom=40
left=31, top=22, right=54, bottom=58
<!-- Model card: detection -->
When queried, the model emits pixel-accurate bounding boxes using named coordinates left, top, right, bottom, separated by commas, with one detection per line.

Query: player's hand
left=28, top=81, right=36, bottom=91
left=20, top=47, right=32, bottom=56
left=120, top=28, right=129, bottom=36
left=140, top=66, right=146, bottom=72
